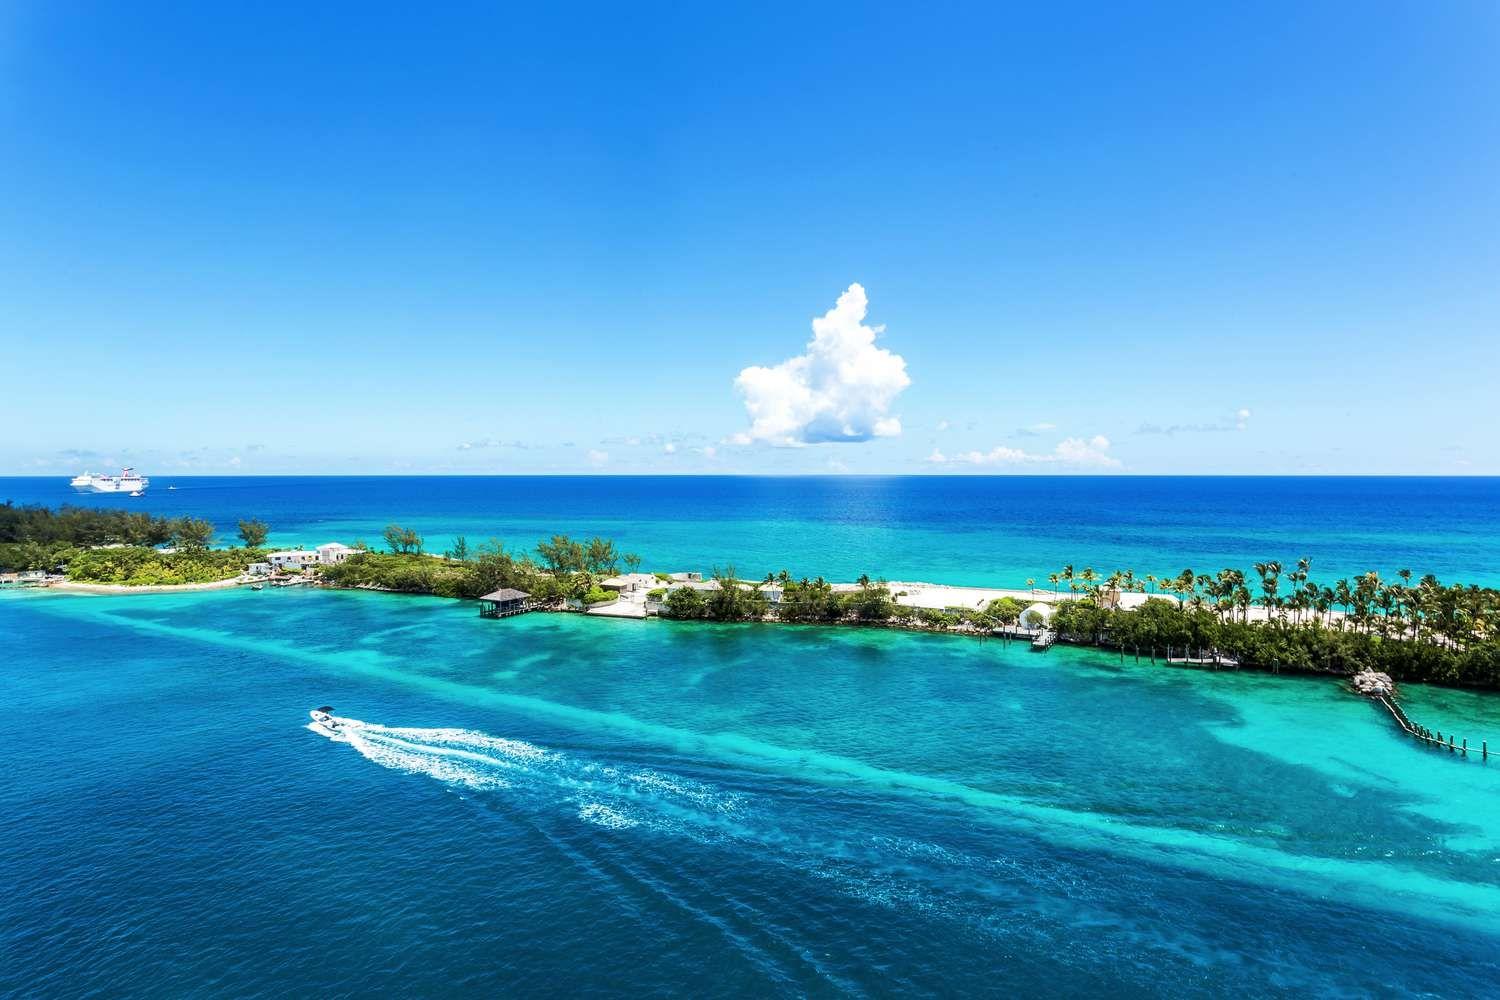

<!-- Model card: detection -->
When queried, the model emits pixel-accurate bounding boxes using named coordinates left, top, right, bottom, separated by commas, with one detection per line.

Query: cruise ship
left=70, top=468, right=150, bottom=494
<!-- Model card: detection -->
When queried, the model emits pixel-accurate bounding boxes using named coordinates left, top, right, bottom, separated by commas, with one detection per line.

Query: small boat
left=128, top=490, right=143, bottom=497
left=309, top=707, right=342, bottom=738
left=250, top=583, right=264, bottom=591
left=167, top=486, right=177, bottom=491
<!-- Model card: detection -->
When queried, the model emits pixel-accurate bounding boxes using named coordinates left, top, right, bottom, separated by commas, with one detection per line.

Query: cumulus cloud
left=732, top=284, right=910, bottom=446
left=662, top=442, right=677, bottom=454
left=927, top=435, right=1121, bottom=469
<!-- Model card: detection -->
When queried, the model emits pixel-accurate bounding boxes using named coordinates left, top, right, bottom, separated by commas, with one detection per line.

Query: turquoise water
left=6, top=475, right=1500, bottom=587
left=5, top=586, right=1500, bottom=995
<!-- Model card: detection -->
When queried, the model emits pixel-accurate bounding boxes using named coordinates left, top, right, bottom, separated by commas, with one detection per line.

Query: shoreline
left=43, top=577, right=251, bottom=596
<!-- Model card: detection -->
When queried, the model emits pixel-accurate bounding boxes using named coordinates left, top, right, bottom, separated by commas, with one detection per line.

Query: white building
left=246, top=561, right=272, bottom=577
left=316, top=542, right=358, bottom=565
left=266, top=550, right=320, bottom=571
left=601, top=572, right=658, bottom=593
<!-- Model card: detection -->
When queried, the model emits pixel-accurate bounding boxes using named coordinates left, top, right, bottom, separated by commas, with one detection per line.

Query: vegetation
left=64, top=546, right=258, bottom=586
left=1039, top=561, right=1500, bottom=689
left=536, top=534, right=621, bottom=575
left=0, top=502, right=177, bottom=549
left=10, top=500, right=1500, bottom=690
left=322, top=538, right=556, bottom=600
left=0, top=503, right=232, bottom=578
left=173, top=517, right=215, bottom=551
left=383, top=524, right=425, bottom=555
left=237, top=518, right=269, bottom=548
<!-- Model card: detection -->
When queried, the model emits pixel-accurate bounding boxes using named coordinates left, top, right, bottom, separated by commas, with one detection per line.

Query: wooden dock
left=1374, top=693, right=1489, bottom=761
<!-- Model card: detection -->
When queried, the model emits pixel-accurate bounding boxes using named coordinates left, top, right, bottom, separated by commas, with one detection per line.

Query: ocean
left=4, top=474, right=1500, bottom=588
left=4, top=477, right=1500, bottom=996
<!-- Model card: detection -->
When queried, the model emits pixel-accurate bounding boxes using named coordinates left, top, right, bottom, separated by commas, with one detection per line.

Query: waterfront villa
left=266, top=550, right=320, bottom=572
left=263, top=543, right=361, bottom=574
left=601, top=572, right=658, bottom=594
left=316, top=542, right=357, bottom=565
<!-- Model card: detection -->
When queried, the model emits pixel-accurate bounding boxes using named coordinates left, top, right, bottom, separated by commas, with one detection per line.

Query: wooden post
left=1484, top=741, right=1488, bottom=760
left=1462, top=738, right=1468, bottom=756
left=1449, top=735, right=1455, bottom=752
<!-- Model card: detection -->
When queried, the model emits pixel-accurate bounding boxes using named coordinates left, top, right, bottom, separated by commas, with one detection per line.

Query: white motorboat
left=309, top=707, right=343, bottom=738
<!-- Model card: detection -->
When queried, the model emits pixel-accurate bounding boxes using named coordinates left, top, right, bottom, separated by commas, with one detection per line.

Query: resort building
left=246, top=561, right=272, bottom=577
left=316, top=542, right=357, bottom=565
left=266, top=550, right=320, bottom=572
left=601, top=572, right=658, bottom=594
left=668, top=572, right=703, bottom=582
left=758, top=582, right=785, bottom=605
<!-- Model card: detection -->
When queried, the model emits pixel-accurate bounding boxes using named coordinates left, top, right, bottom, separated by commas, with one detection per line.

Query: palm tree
left=1048, top=573, right=1060, bottom=598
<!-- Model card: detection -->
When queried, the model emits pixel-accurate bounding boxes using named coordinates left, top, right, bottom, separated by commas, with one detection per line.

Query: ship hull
left=71, top=480, right=149, bottom=494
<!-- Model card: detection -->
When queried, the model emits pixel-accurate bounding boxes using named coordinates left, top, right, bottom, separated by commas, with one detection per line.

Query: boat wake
left=313, top=714, right=747, bottom=837
left=306, top=714, right=1049, bottom=932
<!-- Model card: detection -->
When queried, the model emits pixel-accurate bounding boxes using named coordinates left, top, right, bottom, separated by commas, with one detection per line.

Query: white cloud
left=927, top=434, right=1121, bottom=469
left=458, top=438, right=529, bottom=451
left=936, top=420, right=950, bottom=432
left=733, top=283, right=910, bottom=446
left=662, top=442, right=677, bottom=454
left=696, top=445, right=718, bottom=459
left=586, top=449, right=609, bottom=466
left=1137, top=408, right=1252, bottom=436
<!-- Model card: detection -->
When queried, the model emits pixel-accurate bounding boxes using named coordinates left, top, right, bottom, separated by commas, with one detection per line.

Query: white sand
left=46, top=577, right=252, bottom=596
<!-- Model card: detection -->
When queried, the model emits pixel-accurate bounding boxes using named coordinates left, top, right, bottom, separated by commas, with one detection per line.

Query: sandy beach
left=45, top=577, right=252, bottom=596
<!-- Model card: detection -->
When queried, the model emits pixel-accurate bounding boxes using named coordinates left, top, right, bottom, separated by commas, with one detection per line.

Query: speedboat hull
left=308, top=709, right=344, bottom=740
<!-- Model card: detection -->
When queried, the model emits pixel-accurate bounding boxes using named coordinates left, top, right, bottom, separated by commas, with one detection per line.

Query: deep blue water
left=5, top=477, right=1500, bottom=996
left=4, top=588, right=1500, bottom=996
left=4, top=475, right=1499, bottom=587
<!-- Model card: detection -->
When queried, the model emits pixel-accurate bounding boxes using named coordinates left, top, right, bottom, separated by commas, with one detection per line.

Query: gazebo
left=478, top=588, right=533, bottom=618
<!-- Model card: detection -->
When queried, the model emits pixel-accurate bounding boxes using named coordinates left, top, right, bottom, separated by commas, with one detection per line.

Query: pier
left=1371, top=691, right=1488, bottom=762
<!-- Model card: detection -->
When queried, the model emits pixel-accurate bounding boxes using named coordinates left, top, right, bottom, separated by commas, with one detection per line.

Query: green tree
left=384, top=524, right=424, bottom=555
left=237, top=518, right=269, bottom=548
left=173, top=517, right=215, bottom=551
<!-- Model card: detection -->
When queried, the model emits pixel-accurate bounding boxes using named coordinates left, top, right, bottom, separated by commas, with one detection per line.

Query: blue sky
left=2, top=2, right=1497, bottom=475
